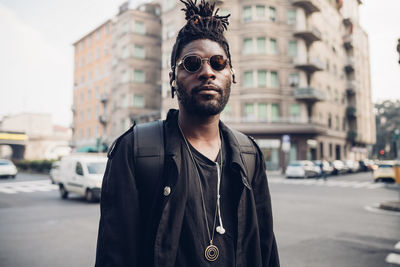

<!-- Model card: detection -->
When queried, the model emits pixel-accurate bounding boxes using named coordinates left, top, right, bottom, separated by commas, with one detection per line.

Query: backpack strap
left=229, top=128, right=257, bottom=186
left=133, top=120, right=165, bottom=194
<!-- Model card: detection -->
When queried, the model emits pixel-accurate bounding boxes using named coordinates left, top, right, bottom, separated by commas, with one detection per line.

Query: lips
left=193, top=84, right=221, bottom=95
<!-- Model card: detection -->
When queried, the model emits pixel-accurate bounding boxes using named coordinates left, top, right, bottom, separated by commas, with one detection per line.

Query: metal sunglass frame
left=176, top=54, right=230, bottom=73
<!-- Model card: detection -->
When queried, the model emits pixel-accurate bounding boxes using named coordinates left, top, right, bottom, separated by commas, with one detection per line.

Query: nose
left=197, top=59, right=216, bottom=81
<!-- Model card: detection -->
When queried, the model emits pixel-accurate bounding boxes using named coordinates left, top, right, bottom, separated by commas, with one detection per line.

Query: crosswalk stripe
left=268, top=178, right=383, bottom=190
left=0, top=180, right=58, bottom=194
left=386, top=253, right=400, bottom=265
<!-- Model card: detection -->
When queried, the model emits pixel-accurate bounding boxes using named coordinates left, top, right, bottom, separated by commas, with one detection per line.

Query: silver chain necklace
left=178, top=122, right=223, bottom=262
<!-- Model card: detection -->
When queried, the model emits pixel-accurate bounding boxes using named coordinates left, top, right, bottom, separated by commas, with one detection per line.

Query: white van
left=56, top=154, right=107, bottom=202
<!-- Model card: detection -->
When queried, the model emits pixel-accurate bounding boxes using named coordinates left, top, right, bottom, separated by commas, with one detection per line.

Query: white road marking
left=268, top=178, right=387, bottom=190
left=0, top=180, right=58, bottom=194
left=395, top=241, right=400, bottom=251
left=386, top=253, right=400, bottom=265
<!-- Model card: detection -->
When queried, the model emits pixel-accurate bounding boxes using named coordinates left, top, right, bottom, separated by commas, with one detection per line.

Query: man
left=95, top=1, right=279, bottom=266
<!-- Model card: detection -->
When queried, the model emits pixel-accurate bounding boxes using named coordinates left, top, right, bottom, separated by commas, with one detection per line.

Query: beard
left=176, top=80, right=231, bottom=116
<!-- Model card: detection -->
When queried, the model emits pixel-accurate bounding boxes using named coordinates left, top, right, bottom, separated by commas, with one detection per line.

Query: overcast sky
left=0, top=0, right=399, bottom=127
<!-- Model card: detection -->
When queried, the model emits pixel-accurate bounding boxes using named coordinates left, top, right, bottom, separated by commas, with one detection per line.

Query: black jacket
left=95, top=110, right=279, bottom=267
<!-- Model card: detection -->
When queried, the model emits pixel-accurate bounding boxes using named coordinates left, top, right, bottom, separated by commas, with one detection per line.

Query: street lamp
left=397, top=38, right=400, bottom=64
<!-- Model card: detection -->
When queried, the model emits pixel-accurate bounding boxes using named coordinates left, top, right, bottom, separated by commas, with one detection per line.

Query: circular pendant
left=205, top=244, right=219, bottom=262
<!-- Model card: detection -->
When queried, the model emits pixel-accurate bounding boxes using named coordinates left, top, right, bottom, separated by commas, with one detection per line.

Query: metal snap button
left=163, top=186, right=171, bottom=196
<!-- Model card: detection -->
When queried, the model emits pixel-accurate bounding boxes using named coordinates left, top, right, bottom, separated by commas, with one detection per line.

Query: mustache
left=191, top=83, right=222, bottom=94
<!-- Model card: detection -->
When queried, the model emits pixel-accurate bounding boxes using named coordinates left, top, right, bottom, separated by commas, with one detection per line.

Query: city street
left=0, top=172, right=399, bottom=267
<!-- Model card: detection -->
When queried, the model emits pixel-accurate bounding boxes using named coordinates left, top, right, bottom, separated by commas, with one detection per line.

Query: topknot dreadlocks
left=170, top=0, right=235, bottom=97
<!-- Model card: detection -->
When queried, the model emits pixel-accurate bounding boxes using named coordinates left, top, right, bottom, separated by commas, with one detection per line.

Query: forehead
left=179, top=39, right=227, bottom=59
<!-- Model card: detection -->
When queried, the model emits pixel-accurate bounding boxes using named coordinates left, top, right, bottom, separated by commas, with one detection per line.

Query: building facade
left=160, top=0, right=375, bottom=171
left=72, top=2, right=162, bottom=150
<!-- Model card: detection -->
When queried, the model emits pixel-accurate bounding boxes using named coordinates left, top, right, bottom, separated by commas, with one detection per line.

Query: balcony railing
left=293, top=56, right=324, bottom=73
left=294, top=25, right=322, bottom=45
left=347, top=130, right=357, bottom=141
left=343, top=34, right=353, bottom=50
left=292, top=0, right=321, bottom=15
left=344, top=57, right=355, bottom=73
left=100, top=93, right=108, bottom=103
left=294, top=87, right=326, bottom=102
left=99, top=114, right=108, bottom=124
left=346, top=80, right=357, bottom=95
left=346, top=106, right=357, bottom=118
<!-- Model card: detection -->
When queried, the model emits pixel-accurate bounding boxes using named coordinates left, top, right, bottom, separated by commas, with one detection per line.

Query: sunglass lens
left=183, top=56, right=202, bottom=72
left=210, top=55, right=227, bottom=71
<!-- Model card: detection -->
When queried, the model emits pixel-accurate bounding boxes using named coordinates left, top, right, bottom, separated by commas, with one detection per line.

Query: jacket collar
left=164, top=109, right=249, bottom=180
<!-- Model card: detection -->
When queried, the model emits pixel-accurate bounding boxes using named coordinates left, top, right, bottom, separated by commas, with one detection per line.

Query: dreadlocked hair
left=170, top=0, right=236, bottom=92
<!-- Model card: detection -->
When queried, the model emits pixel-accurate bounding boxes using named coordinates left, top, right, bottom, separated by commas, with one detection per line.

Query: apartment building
left=160, top=0, right=375, bottom=171
left=72, top=20, right=112, bottom=151
left=72, top=2, right=162, bottom=150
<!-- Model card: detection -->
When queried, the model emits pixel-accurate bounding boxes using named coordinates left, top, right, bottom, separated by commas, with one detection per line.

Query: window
left=122, top=21, right=129, bottom=34
left=258, top=103, right=268, bottom=120
left=244, top=103, right=255, bottom=120
left=270, top=71, right=279, bottom=88
left=269, top=6, right=276, bottom=22
left=88, top=35, right=92, bottom=46
left=242, top=6, right=252, bottom=22
left=256, top=37, right=266, bottom=54
left=87, top=127, right=91, bottom=138
left=290, top=104, right=301, bottom=119
left=288, top=41, right=297, bottom=57
left=271, top=104, right=280, bottom=122
left=222, top=103, right=232, bottom=118
left=133, top=44, right=145, bottom=59
left=328, top=113, right=332, bottom=128
left=133, top=95, right=145, bottom=108
left=165, top=23, right=175, bottom=39
left=219, top=9, right=230, bottom=17
left=104, top=43, right=109, bottom=55
left=269, top=38, right=278, bottom=55
left=243, top=38, right=253, bottom=55
left=287, top=9, right=296, bottom=24
left=335, top=116, right=340, bottom=130
left=122, top=45, right=130, bottom=59
left=88, top=53, right=92, bottom=63
left=121, top=94, right=127, bottom=108
left=289, top=73, right=299, bottom=87
left=165, top=0, right=175, bottom=11
left=87, top=108, right=91, bottom=120
left=96, top=29, right=101, bottom=40
left=133, top=70, right=145, bottom=83
left=257, top=70, right=267, bottom=87
left=133, top=21, right=146, bottom=35
left=121, top=70, right=129, bottom=83
left=96, top=47, right=101, bottom=59
left=75, top=162, right=83, bottom=176
left=256, top=5, right=266, bottom=18
left=243, top=71, right=253, bottom=88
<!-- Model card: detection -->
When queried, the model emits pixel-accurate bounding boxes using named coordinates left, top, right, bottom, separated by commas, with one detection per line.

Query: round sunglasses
left=177, top=54, right=229, bottom=73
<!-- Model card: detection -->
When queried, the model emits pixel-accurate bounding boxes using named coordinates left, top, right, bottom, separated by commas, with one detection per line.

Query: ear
left=169, top=71, right=176, bottom=98
left=230, top=68, right=237, bottom=84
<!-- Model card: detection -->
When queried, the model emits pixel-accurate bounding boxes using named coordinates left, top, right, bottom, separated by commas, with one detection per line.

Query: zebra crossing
left=0, top=180, right=58, bottom=194
left=268, top=178, right=385, bottom=190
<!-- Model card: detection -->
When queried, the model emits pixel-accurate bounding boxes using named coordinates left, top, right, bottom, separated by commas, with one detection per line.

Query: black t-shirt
left=174, top=136, right=242, bottom=267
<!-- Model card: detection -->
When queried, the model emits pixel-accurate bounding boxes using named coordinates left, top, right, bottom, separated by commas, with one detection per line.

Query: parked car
left=56, top=154, right=107, bottom=202
left=313, top=160, right=333, bottom=175
left=344, top=160, right=360, bottom=173
left=330, top=160, right=347, bottom=175
left=49, top=161, right=60, bottom=184
left=373, top=162, right=395, bottom=183
left=0, top=159, right=17, bottom=178
left=286, top=160, right=320, bottom=178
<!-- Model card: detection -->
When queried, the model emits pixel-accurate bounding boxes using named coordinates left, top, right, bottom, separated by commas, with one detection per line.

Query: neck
left=178, top=108, right=221, bottom=161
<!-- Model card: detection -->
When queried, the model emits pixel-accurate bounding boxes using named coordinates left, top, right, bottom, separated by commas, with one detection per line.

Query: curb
left=379, top=201, right=400, bottom=212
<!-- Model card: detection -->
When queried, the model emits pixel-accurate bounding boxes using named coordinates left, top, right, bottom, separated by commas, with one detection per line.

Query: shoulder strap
left=230, top=128, right=257, bottom=185
left=133, top=120, right=165, bottom=191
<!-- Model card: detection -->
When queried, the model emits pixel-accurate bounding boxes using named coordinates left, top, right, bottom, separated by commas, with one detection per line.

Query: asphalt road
left=0, top=172, right=399, bottom=267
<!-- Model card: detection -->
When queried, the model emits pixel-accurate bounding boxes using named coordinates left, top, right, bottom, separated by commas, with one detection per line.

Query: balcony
left=347, top=130, right=357, bottom=141
left=346, top=106, right=357, bottom=118
left=292, top=0, right=321, bottom=15
left=99, top=114, right=108, bottom=125
left=343, top=34, right=353, bottom=50
left=344, top=57, right=355, bottom=73
left=346, top=80, right=357, bottom=95
left=100, top=93, right=108, bottom=103
left=224, top=117, right=327, bottom=135
left=293, top=56, right=324, bottom=73
left=294, top=25, right=322, bottom=45
left=294, top=87, right=325, bottom=102
left=343, top=18, right=353, bottom=27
